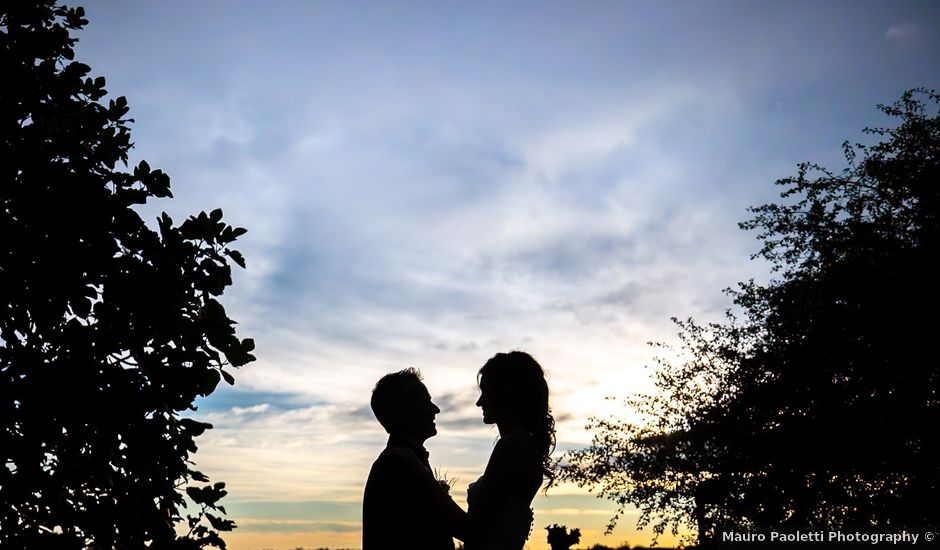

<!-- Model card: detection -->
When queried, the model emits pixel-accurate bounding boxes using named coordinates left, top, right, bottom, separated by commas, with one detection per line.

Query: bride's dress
left=465, top=477, right=533, bottom=550
left=464, top=434, right=541, bottom=550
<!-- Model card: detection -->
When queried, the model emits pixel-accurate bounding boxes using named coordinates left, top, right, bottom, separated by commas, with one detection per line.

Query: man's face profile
left=393, top=380, right=440, bottom=443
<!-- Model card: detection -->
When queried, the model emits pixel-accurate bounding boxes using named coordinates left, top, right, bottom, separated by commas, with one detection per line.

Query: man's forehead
left=402, top=379, right=431, bottom=399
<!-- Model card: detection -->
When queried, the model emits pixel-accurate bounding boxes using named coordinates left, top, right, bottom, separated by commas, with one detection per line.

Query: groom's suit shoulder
left=368, top=444, right=430, bottom=485
left=362, top=443, right=459, bottom=550
left=366, top=443, right=418, bottom=489
left=378, top=444, right=423, bottom=464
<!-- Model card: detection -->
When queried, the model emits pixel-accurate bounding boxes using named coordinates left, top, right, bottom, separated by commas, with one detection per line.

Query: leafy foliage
left=560, top=89, right=940, bottom=545
left=1, top=3, right=254, bottom=548
left=546, top=523, right=582, bottom=550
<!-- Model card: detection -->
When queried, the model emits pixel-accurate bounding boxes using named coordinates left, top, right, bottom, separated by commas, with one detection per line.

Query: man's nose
left=431, top=402, right=440, bottom=414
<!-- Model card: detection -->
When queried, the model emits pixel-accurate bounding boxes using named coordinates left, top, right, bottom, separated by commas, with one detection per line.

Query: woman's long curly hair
left=478, top=350, right=556, bottom=485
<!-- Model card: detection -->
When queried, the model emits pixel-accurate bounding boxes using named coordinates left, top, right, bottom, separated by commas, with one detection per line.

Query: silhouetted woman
left=465, top=351, right=555, bottom=550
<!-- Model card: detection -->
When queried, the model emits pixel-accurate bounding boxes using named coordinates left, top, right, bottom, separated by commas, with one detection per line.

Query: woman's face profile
left=475, top=375, right=504, bottom=425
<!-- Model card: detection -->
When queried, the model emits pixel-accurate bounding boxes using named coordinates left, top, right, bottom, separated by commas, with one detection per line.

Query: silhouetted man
left=362, top=368, right=467, bottom=550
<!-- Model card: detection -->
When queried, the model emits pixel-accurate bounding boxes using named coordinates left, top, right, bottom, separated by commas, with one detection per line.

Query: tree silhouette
left=546, top=523, right=581, bottom=550
left=1, top=3, right=254, bottom=548
left=560, top=89, right=940, bottom=545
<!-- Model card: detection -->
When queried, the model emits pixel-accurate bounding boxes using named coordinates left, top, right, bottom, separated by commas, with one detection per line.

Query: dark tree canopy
left=1, top=3, right=255, bottom=549
left=560, top=89, right=940, bottom=545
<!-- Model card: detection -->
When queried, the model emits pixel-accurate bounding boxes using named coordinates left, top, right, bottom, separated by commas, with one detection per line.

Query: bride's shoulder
left=493, top=432, right=540, bottom=463
left=498, top=431, right=538, bottom=449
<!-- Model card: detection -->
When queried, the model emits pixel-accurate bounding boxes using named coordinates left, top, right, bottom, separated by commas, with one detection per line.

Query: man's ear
left=385, top=411, right=403, bottom=434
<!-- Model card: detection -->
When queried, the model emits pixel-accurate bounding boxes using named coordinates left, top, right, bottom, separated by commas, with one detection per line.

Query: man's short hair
left=370, top=367, right=423, bottom=432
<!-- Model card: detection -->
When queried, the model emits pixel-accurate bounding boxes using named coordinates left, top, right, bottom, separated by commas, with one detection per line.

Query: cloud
left=193, top=389, right=323, bottom=414
left=234, top=518, right=359, bottom=533
left=345, top=404, right=376, bottom=424
left=188, top=387, right=495, bottom=502
left=438, top=414, right=486, bottom=431
left=885, top=23, right=921, bottom=43
left=231, top=403, right=271, bottom=415
left=538, top=508, right=616, bottom=516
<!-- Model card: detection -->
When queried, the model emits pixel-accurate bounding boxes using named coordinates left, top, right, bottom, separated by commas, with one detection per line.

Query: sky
left=69, top=1, right=940, bottom=548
